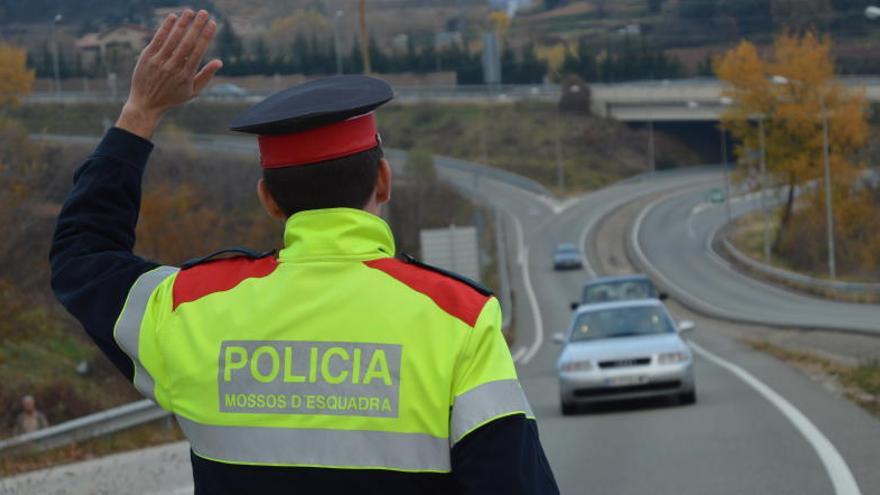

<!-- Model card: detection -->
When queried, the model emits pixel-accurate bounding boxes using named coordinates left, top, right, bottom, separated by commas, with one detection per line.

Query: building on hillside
left=76, top=25, right=150, bottom=74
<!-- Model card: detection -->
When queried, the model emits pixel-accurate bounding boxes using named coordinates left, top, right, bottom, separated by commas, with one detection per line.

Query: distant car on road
left=571, top=274, right=665, bottom=310
left=553, top=243, right=583, bottom=270
left=707, top=187, right=725, bottom=204
left=204, top=83, right=249, bottom=98
left=554, top=299, right=696, bottom=415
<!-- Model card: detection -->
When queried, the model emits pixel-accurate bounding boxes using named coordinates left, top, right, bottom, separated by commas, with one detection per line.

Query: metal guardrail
left=719, top=234, right=880, bottom=296
left=0, top=400, right=168, bottom=456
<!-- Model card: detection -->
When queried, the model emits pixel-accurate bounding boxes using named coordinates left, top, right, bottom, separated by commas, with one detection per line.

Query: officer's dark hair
left=262, top=146, right=383, bottom=217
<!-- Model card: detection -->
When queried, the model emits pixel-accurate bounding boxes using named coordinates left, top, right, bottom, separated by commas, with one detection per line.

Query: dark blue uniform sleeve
left=49, top=128, right=161, bottom=381
left=451, top=414, right=560, bottom=494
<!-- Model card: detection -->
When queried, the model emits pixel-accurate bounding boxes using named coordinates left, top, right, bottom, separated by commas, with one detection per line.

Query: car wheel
left=561, top=400, right=578, bottom=416
left=678, top=390, right=697, bottom=405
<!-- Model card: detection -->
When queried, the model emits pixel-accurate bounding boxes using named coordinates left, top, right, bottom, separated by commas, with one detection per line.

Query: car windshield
left=583, top=280, right=654, bottom=303
left=557, top=244, right=578, bottom=253
left=569, top=306, right=675, bottom=342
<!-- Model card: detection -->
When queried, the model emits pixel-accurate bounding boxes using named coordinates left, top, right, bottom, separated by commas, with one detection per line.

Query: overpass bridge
left=589, top=77, right=880, bottom=122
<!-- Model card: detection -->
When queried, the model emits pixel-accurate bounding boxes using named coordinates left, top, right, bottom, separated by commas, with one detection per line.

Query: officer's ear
left=257, top=179, right=287, bottom=220
left=375, top=158, right=392, bottom=205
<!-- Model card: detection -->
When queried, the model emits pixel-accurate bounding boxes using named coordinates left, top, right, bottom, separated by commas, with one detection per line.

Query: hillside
left=512, top=0, right=880, bottom=74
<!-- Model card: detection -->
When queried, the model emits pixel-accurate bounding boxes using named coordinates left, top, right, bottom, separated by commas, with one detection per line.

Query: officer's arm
left=449, top=298, right=560, bottom=494
left=49, top=128, right=165, bottom=380
left=50, top=10, right=221, bottom=388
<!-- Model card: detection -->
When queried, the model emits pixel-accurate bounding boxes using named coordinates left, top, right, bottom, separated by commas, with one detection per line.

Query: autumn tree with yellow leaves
left=0, top=42, right=35, bottom=107
left=716, top=32, right=879, bottom=279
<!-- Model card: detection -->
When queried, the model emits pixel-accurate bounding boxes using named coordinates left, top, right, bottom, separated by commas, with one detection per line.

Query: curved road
left=635, top=185, right=880, bottom=333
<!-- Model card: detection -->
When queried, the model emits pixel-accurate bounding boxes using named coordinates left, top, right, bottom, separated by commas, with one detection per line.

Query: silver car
left=554, top=299, right=696, bottom=415
left=553, top=243, right=583, bottom=270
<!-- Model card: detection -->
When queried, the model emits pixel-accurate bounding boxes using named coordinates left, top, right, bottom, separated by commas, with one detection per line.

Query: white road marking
left=507, top=212, right=545, bottom=365
left=511, top=346, right=527, bottom=362
left=691, top=342, right=862, bottom=495
left=576, top=199, right=606, bottom=279
left=686, top=213, right=697, bottom=239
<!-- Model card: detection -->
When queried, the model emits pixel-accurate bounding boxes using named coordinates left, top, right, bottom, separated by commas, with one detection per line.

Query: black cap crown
left=230, top=75, right=394, bottom=136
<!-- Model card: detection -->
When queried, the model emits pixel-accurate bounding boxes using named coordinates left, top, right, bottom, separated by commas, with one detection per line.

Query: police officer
left=50, top=9, right=559, bottom=495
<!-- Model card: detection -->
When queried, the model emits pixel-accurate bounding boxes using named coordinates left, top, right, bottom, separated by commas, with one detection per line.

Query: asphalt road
left=7, top=137, right=880, bottom=494
left=635, top=185, right=880, bottom=333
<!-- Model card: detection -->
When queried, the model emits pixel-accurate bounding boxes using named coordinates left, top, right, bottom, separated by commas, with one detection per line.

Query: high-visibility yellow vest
left=113, top=208, right=532, bottom=472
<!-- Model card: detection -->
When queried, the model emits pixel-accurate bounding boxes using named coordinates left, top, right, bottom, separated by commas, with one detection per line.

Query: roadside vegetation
left=716, top=31, right=880, bottom=283
left=747, top=340, right=880, bottom=418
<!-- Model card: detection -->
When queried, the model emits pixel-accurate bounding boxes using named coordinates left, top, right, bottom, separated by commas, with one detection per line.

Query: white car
left=554, top=299, right=696, bottom=415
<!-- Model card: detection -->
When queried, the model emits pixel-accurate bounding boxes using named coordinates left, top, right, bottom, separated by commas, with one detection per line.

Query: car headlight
left=657, top=352, right=690, bottom=364
left=560, top=360, right=593, bottom=372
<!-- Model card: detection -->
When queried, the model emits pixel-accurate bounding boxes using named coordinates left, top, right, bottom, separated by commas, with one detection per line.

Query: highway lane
left=635, top=185, right=880, bottom=333
left=512, top=180, right=866, bottom=495
left=592, top=194, right=880, bottom=495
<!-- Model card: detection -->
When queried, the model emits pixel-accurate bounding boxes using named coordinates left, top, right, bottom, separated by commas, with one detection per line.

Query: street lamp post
left=51, top=14, right=63, bottom=95
left=333, top=10, right=344, bottom=75
left=719, top=96, right=734, bottom=223
left=647, top=118, right=656, bottom=174
left=687, top=99, right=734, bottom=221
left=721, top=128, right=732, bottom=222
left=772, top=75, right=836, bottom=280
left=757, top=116, right=772, bottom=264
left=555, top=108, right=565, bottom=191
left=820, top=101, right=837, bottom=280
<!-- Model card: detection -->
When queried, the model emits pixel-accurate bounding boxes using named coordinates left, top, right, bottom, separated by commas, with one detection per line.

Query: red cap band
left=258, top=113, right=379, bottom=168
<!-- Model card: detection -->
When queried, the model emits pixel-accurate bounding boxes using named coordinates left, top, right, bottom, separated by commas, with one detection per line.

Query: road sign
left=420, top=226, right=480, bottom=281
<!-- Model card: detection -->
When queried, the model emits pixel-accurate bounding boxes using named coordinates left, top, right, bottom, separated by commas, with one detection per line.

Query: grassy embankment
left=11, top=100, right=702, bottom=194
left=747, top=340, right=880, bottom=418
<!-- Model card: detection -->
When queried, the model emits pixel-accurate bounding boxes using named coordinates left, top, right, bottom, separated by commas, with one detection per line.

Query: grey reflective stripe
left=114, top=265, right=179, bottom=401
left=450, top=379, right=533, bottom=445
left=176, top=416, right=451, bottom=472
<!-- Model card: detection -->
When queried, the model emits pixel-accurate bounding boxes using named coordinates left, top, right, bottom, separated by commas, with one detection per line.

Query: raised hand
left=116, top=10, right=223, bottom=139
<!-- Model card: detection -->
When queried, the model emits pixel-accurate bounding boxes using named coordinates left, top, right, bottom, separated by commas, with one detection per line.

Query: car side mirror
left=678, top=320, right=695, bottom=334
left=659, top=292, right=669, bottom=301
left=553, top=333, right=566, bottom=345
left=570, top=302, right=579, bottom=311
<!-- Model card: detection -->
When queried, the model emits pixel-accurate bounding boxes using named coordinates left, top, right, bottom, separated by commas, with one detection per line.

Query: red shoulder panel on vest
left=173, top=255, right=279, bottom=310
left=364, top=257, right=492, bottom=327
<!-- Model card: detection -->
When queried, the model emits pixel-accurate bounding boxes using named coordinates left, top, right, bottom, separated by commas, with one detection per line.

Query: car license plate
left=605, top=376, right=648, bottom=387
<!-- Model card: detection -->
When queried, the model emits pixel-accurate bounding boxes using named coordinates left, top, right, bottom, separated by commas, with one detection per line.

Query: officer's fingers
left=185, top=19, right=217, bottom=73
left=171, top=10, right=209, bottom=68
left=193, top=59, right=223, bottom=95
left=144, top=14, right=177, bottom=57
left=157, top=9, right=195, bottom=59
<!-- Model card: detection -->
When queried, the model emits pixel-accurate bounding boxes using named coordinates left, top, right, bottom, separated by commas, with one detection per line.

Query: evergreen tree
left=251, top=37, right=271, bottom=75
left=216, top=21, right=243, bottom=65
